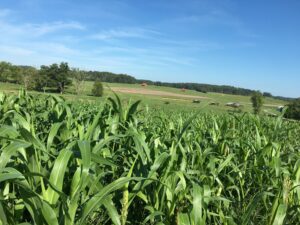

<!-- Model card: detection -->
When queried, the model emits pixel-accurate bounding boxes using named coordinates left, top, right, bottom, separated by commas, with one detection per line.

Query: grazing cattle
left=141, top=83, right=148, bottom=87
left=193, top=99, right=201, bottom=103
left=210, top=102, right=220, bottom=106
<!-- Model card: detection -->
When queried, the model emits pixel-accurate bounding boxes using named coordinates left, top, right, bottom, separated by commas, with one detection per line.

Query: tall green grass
left=0, top=91, right=299, bottom=224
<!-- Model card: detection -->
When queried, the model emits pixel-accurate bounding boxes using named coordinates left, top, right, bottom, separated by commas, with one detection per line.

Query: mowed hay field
left=0, top=90, right=299, bottom=224
left=0, top=81, right=287, bottom=114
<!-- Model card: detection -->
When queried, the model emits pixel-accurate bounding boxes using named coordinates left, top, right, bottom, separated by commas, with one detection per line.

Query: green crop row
left=0, top=90, right=299, bottom=224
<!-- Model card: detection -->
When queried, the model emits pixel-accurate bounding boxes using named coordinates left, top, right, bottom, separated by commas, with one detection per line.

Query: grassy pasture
left=0, top=81, right=286, bottom=114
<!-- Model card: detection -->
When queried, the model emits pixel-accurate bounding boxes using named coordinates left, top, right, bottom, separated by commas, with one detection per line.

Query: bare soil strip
left=241, top=102, right=283, bottom=107
left=161, top=97, right=190, bottom=102
left=111, top=87, right=210, bottom=100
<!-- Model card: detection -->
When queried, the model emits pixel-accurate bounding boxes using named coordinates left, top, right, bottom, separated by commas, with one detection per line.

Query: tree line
left=0, top=61, right=295, bottom=101
left=1, top=61, right=70, bottom=93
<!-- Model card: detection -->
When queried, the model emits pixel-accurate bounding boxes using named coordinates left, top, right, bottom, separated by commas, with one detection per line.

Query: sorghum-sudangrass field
left=0, top=91, right=299, bottom=225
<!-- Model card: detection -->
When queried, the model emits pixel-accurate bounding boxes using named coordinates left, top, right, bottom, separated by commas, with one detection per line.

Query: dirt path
left=110, top=87, right=210, bottom=100
left=240, top=101, right=283, bottom=107
left=161, top=97, right=190, bottom=102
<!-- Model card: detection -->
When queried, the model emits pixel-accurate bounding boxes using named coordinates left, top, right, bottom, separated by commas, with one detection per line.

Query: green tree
left=19, top=67, right=38, bottom=90
left=9, top=66, right=20, bottom=83
left=32, top=71, right=50, bottom=93
left=251, top=91, right=264, bottom=114
left=92, top=81, right=103, bottom=97
left=263, top=92, right=272, bottom=97
left=39, top=62, right=71, bottom=94
left=0, top=61, right=13, bottom=82
left=284, top=98, right=300, bottom=120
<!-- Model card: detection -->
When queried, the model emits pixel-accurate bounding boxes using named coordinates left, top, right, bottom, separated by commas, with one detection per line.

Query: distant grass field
left=0, top=81, right=287, bottom=114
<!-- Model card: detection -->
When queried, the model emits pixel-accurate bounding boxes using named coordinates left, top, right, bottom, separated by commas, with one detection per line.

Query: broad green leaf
left=79, top=177, right=141, bottom=224
left=45, top=149, right=72, bottom=204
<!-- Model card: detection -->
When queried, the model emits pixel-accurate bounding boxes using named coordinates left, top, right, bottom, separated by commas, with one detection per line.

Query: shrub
left=92, top=81, right=103, bottom=97
left=284, top=98, right=300, bottom=120
left=251, top=91, right=264, bottom=114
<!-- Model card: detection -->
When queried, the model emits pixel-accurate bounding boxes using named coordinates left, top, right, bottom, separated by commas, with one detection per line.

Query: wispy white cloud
left=27, top=21, right=85, bottom=36
left=0, top=8, right=85, bottom=39
left=87, top=44, right=199, bottom=68
left=176, top=9, right=241, bottom=27
left=0, top=20, right=85, bottom=38
left=156, top=39, right=223, bottom=51
left=175, top=9, right=260, bottom=39
left=0, top=5, right=239, bottom=77
left=89, top=27, right=161, bottom=40
left=0, top=45, right=35, bottom=56
left=31, top=42, right=80, bottom=55
left=0, top=9, right=83, bottom=65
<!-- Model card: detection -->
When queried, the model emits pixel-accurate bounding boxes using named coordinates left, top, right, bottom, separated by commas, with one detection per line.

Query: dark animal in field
left=210, top=102, right=220, bottom=106
left=193, top=99, right=201, bottom=103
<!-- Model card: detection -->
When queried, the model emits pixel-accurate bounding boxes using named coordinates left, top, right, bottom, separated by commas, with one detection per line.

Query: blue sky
left=0, top=0, right=299, bottom=97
